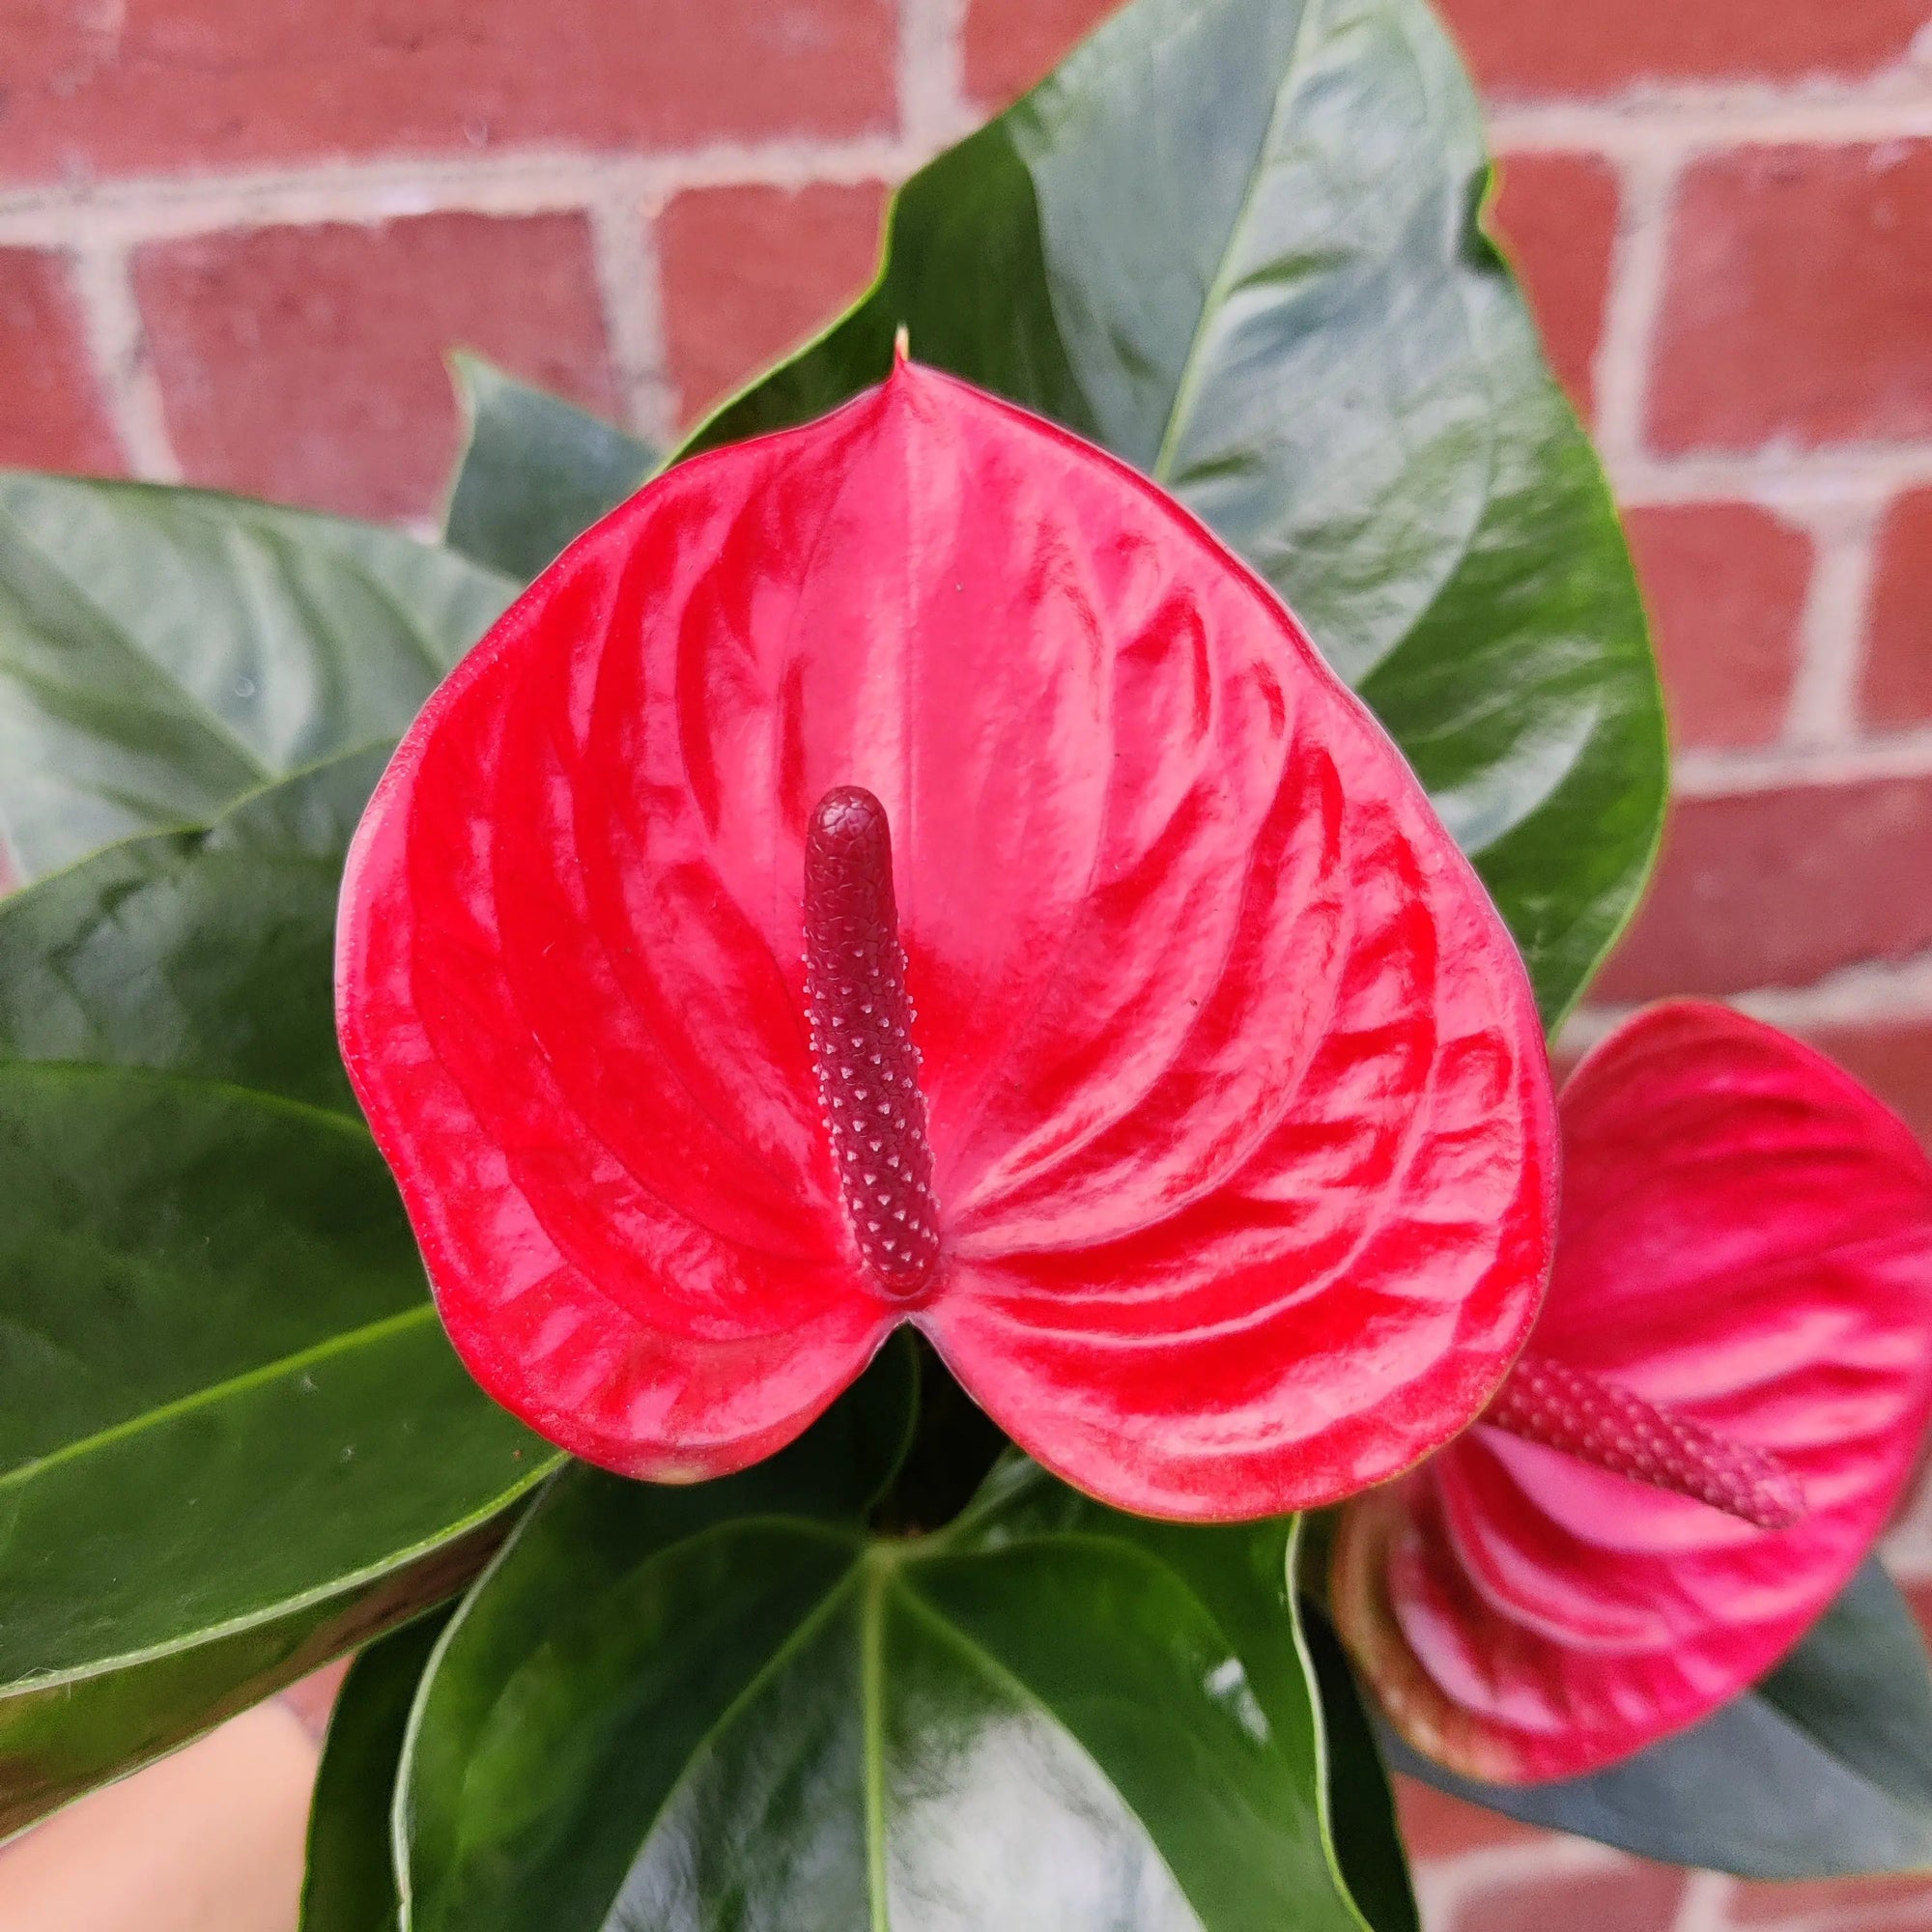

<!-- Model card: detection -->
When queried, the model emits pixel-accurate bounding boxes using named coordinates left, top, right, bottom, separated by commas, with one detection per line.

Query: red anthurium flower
left=335, top=353, right=1556, bottom=1522
left=1332, top=1000, right=1932, bottom=1780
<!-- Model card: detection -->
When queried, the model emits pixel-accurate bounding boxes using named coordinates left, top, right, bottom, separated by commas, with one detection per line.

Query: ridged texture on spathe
left=1333, top=1001, right=1932, bottom=1781
left=336, top=357, right=1555, bottom=1519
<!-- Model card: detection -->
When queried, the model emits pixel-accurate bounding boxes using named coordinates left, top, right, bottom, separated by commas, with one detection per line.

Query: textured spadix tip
left=802, top=785, right=942, bottom=1302
left=809, top=784, right=890, bottom=859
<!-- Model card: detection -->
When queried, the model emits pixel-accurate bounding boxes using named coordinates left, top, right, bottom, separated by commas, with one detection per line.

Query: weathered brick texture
left=0, top=0, right=897, bottom=180
left=1435, top=0, right=1932, bottom=96
left=1599, top=778, right=1932, bottom=999
left=134, top=213, right=617, bottom=520
left=1622, top=503, right=1810, bottom=750
left=1490, top=151, right=1620, bottom=417
left=3, top=1, right=1932, bottom=1927
left=1650, top=140, right=1932, bottom=452
left=0, top=247, right=123, bottom=473
left=1443, top=1861, right=1688, bottom=1932
left=1865, top=486, right=1932, bottom=727
left=658, top=183, right=889, bottom=427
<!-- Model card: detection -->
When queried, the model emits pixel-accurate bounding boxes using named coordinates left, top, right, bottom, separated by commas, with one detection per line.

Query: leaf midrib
left=0, top=501, right=277, bottom=787
left=886, top=1577, right=1211, bottom=1932
left=574, top=1529, right=867, bottom=1932
left=1149, top=0, right=1328, bottom=487
left=0, top=1299, right=439, bottom=1496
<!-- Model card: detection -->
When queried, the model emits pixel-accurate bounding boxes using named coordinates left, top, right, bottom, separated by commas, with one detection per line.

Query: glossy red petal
left=338, top=358, right=1553, bottom=1508
left=1333, top=1001, right=1932, bottom=1780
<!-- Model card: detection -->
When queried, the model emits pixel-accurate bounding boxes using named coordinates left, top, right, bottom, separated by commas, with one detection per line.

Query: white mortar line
left=1879, top=1500, right=1932, bottom=1585
left=1670, top=1869, right=1738, bottom=1932
left=0, top=51, right=1923, bottom=249
left=898, top=0, right=977, bottom=151
left=1591, top=146, right=1679, bottom=471
left=4, top=58, right=1923, bottom=255
left=65, top=236, right=179, bottom=480
left=1672, top=725, right=1932, bottom=797
left=1412, top=1836, right=1634, bottom=1927
left=584, top=186, right=673, bottom=444
left=1782, top=499, right=1886, bottom=750
left=1560, top=951, right=1932, bottom=1053
left=1489, top=71, right=1932, bottom=161
left=0, top=138, right=938, bottom=248
left=1613, top=446, right=1932, bottom=511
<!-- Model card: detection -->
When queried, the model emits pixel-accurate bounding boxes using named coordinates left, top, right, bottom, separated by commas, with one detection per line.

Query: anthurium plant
left=5, top=0, right=1932, bottom=1923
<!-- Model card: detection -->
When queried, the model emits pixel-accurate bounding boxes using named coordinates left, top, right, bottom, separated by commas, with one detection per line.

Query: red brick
left=962, top=0, right=1120, bottom=109
left=1435, top=0, right=1931, bottom=98
left=1596, top=777, right=1932, bottom=1001
left=1912, top=1580, right=1932, bottom=1647
left=1799, top=1017, right=1932, bottom=1148
left=0, top=0, right=895, bottom=182
left=1650, top=142, right=1932, bottom=454
left=1390, top=1775, right=1551, bottom=1860
left=0, top=247, right=123, bottom=475
left=1447, top=1861, right=1686, bottom=1932
left=277, top=1658, right=352, bottom=1741
left=1622, top=503, right=1810, bottom=750
left=659, top=183, right=889, bottom=428
left=1863, top=487, right=1932, bottom=728
left=1490, top=153, right=1620, bottom=418
left=134, top=213, right=617, bottom=523
left=1724, top=1872, right=1932, bottom=1924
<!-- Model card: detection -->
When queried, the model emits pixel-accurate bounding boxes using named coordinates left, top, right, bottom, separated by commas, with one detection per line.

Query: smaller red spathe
left=1333, top=1001, right=1932, bottom=1780
left=335, top=355, right=1556, bottom=1521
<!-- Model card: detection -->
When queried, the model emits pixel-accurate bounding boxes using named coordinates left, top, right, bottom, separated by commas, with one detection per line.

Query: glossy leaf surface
left=1304, top=1612, right=1422, bottom=1932
left=302, top=1610, right=453, bottom=1932
left=341, top=357, right=1555, bottom=1521
left=0, top=749, right=385, bottom=1114
left=442, top=355, right=658, bottom=582
left=684, top=0, right=1664, bottom=1028
left=394, top=1440, right=1406, bottom=1931
left=0, top=1063, right=554, bottom=1833
left=1333, top=1003, right=1932, bottom=1782
left=0, top=471, right=512, bottom=882
left=1387, top=1560, right=1932, bottom=1878
left=0, top=752, right=556, bottom=1834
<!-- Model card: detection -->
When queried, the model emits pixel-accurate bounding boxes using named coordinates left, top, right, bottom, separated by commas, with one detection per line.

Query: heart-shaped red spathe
left=1332, top=1000, right=1932, bottom=1779
left=335, top=356, right=1555, bottom=1521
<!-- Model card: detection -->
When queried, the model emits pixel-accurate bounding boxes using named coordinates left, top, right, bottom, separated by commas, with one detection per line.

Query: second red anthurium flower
left=1331, top=1002, right=1932, bottom=1779
left=335, top=353, right=1557, bottom=1522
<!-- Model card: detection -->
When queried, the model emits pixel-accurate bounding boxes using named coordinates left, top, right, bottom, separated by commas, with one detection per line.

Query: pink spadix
left=802, top=787, right=942, bottom=1299
left=1487, top=1353, right=1805, bottom=1530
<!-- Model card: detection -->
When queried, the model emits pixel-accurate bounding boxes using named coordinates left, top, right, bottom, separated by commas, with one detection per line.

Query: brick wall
left=3, top=3, right=1932, bottom=1926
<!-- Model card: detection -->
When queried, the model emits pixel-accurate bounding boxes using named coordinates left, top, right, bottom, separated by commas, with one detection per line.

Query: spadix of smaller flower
left=335, top=355, right=1557, bottom=1523
left=1331, top=1001, right=1932, bottom=1782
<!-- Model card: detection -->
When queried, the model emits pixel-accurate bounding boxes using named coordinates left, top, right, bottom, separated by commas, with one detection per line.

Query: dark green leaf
left=1385, top=1560, right=1932, bottom=1879
left=1301, top=1613, right=1420, bottom=1932
left=4, top=1521, right=501, bottom=1851
left=395, top=1443, right=1407, bottom=1930
left=681, top=0, right=1665, bottom=1027
left=0, top=748, right=385, bottom=1115
left=0, top=1062, right=557, bottom=1835
left=302, top=1609, right=454, bottom=1932
left=442, top=356, right=657, bottom=582
left=0, top=473, right=512, bottom=882
left=0, top=707, right=554, bottom=1833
